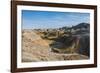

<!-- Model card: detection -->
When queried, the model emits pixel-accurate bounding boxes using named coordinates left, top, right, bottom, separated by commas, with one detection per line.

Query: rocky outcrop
left=22, top=30, right=89, bottom=62
left=78, top=34, right=90, bottom=57
left=50, top=34, right=90, bottom=57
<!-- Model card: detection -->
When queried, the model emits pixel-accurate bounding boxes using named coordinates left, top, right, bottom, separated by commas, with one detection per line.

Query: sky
left=22, top=10, right=90, bottom=29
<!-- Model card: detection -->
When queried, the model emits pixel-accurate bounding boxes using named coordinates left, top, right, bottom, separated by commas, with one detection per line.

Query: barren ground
left=22, top=30, right=88, bottom=62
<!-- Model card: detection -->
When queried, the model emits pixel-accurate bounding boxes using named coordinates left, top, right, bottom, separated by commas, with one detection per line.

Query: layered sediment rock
left=22, top=30, right=89, bottom=62
left=51, top=34, right=90, bottom=57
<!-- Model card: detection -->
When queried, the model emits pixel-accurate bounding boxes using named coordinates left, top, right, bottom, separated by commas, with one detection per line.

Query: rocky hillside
left=22, top=29, right=89, bottom=62
left=72, top=23, right=89, bottom=29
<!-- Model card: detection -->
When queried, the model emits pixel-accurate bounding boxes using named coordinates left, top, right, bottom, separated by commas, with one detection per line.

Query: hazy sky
left=22, top=10, right=90, bottom=29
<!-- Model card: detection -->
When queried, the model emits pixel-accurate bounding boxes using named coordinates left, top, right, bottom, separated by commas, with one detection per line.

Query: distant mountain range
left=60, top=23, right=90, bottom=30
left=72, top=23, right=89, bottom=29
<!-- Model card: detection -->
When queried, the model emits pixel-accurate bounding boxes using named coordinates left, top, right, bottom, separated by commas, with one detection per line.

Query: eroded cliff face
left=78, top=34, right=90, bottom=57
left=22, top=30, right=89, bottom=62
left=50, top=34, right=90, bottom=57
